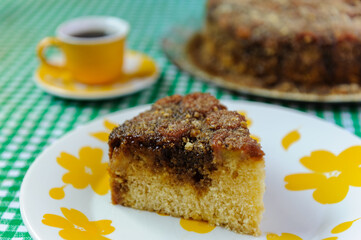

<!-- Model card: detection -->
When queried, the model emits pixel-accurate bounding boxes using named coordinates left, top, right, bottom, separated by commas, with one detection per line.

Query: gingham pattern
left=1, top=0, right=361, bottom=239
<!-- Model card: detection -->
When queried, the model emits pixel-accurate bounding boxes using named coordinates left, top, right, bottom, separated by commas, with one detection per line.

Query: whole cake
left=108, top=93, right=265, bottom=236
left=189, top=0, right=361, bottom=94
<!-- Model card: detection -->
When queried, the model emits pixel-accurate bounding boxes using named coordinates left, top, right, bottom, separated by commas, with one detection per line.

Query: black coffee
left=72, top=30, right=108, bottom=38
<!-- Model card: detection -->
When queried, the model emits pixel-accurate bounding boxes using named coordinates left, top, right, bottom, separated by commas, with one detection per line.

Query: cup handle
left=37, top=37, right=65, bottom=71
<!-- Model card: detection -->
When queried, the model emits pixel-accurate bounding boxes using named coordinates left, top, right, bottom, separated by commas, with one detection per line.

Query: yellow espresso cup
left=37, top=16, right=129, bottom=85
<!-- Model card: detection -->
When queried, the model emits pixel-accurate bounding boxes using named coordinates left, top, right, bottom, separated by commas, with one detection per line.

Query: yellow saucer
left=34, top=51, right=158, bottom=100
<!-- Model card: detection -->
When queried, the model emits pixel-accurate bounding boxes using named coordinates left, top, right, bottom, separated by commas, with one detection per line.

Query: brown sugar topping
left=109, top=93, right=264, bottom=190
left=180, top=92, right=226, bottom=115
left=206, top=110, right=246, bottom=130
left=109, top=93, right=261, bottom=153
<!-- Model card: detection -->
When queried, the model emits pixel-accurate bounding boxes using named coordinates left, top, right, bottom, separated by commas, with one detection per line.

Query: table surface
left=1, top=0, right=361, bottom=239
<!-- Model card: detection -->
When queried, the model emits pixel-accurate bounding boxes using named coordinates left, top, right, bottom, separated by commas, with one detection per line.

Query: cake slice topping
left=110, top=92, right=262, bottom=154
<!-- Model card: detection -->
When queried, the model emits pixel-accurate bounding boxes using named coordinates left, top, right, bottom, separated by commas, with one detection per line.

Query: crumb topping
left=109, top=93, right=261, bottom=154
left=206, top=110, right=246, bottom=130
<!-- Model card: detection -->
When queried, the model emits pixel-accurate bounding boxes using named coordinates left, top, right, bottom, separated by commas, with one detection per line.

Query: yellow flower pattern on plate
left=282, top=129, right=301, bottom=150
left=156, top=213, right=215, bottom=234
left=266, top=232, right=302, bottom=240
left=322, top=217, right=360, bottom=239
left=49, top=185, right=66, bottom=200
left=179, top=218, right=215, bottom=234
left=90, top=120, right=118, bottom=142
left=42, top=207, right=115, bottom=240
left=49, top=147, right=109, bottom=199
left=331, top=218, right=360, bottom=234
left=285, top=146, right=361, bottom=204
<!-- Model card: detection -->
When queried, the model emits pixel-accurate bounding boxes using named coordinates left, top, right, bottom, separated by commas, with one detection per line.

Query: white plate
left=34, top=51, right=158, bottom=100
left=20, top=100, right=361, bottom=240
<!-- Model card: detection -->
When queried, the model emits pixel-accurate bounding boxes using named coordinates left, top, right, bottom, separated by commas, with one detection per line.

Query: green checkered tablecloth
left=1, top=0, right=361, bottom=239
